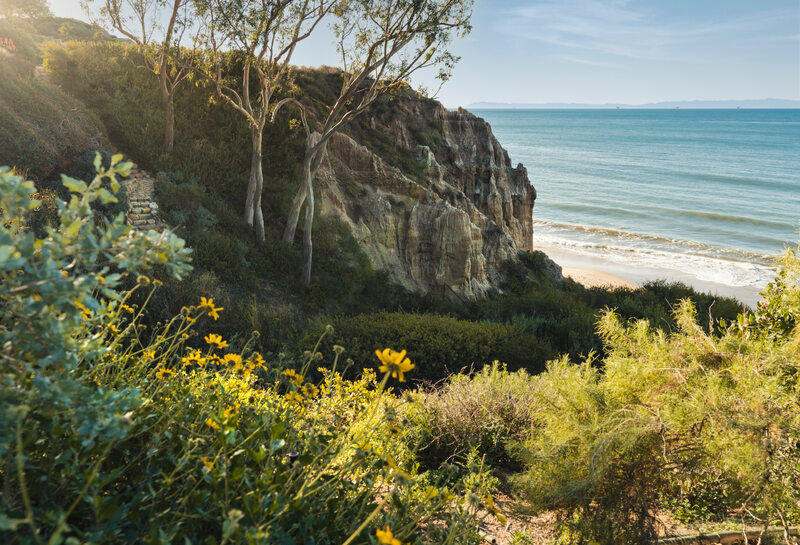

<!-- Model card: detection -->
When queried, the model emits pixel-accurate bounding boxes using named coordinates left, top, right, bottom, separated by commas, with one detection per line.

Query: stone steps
left=121, top=163, right=168, bottom=231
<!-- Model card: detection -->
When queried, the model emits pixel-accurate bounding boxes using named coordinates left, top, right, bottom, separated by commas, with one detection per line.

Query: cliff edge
left=314, top=94, right=537, bottom=299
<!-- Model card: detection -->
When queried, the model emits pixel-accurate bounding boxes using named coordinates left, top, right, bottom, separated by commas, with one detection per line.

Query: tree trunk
left=301, top=158, right=314, bottom=284
left=245, top=129, right=265, bottom=246
left=283, top=132, right=324, bottom=244
left=159, top=75, right=175, bottom=154
left=252, top=130, right=265, bottom=245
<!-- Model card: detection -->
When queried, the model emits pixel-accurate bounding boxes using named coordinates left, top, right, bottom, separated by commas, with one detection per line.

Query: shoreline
left=540, top=245, right=764, bottom=307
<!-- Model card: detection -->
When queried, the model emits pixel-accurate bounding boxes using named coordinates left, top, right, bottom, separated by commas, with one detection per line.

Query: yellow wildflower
left=181, top=349, right=205, bottom=368
left=97, top=275, right=105, bottom=283
left=109, top=324, right=119, bottom=335
left=252, top=352, right=266, bottom=368
left=484, top=494, right=507, bottom=525
left=223, top=353, right=242, bottom=367
left=143, top=350, right=156, bottom=360
left=198, top=296, right=223, bottom=320
left=200, top=457, right=214, bottom=470
left=73, top=298, right=91, bottom=320
left=205, top=417, right=220, bottom=430
left=374, top=348, right=415, bottom=382
left=204, top=333, right=228, bottom=349
left=121, top=304, right=134, bottom=314
left=283, top=369, right=303, bottom=387
left=60, top=270, right=68, bottom=277
left=285, top=391, right=304, bottom=404
left=376, top=526, right=402, bottom=545
left=155, top=368, right=175, bottom=380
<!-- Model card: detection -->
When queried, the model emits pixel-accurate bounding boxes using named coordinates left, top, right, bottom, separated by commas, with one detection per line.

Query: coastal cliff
left=314, top=96, right=537, bottom=299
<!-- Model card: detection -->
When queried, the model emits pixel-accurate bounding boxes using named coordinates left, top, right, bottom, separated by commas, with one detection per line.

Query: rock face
left=314, top=98, right=536, bottom=299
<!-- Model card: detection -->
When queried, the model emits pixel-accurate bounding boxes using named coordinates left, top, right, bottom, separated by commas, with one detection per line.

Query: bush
left=512, top=264, right=800, bottom=544
left=0, top=165, right=503, bottom=545
left=299, top=312, right=556, bottom=384
left=408, top=363, right=539, bottom=468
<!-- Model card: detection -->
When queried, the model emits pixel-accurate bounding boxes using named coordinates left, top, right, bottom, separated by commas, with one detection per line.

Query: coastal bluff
left=314, top=96, right=537, bottom=299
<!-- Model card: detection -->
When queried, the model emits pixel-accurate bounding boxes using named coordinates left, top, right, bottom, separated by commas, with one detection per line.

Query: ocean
left=473, top=108, right=800, bottom=301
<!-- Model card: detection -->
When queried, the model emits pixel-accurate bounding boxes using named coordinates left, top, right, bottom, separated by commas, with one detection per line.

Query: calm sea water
left=473, top=109, right=800, bottom=290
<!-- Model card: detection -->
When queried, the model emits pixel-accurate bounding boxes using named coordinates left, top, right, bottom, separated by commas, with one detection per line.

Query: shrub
left=512, top=261, right=800, bottom=544
left=408, top=362, right=539, bottom=468
left=299, top=312, right=556, bottom=384
left=0, top=164, right=503, bottom=544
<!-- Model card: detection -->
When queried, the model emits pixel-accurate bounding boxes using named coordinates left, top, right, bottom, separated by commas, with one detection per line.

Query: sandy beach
left=540, top=245, right=764, bottom=307
left=562, top=266, right=639, bottom=290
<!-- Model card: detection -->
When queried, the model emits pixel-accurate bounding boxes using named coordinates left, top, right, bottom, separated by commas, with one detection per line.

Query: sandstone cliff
left=313, top=96, right=537, bottom=299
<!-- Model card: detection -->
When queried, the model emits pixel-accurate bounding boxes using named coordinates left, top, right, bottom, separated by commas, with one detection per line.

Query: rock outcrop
left=314, top=98, right=536, bottom=299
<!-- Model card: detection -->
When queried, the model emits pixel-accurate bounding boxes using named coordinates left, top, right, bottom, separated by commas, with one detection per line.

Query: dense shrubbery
left=0, top=165, right=501, bottom=544
left=506, top=261, right=800, bottom=544
left=299, top=312, right=556, bottom=383
left=407, top=363, right=538, bottom=469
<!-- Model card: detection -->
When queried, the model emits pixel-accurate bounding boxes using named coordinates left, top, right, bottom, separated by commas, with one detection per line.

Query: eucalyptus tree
left=85, top=0, right=196, bottom=154
left=274, top=0, right=472, bottom=284
left=193, top=0, right=337, bottom=245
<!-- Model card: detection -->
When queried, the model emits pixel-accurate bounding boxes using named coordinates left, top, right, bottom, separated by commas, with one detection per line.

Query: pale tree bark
left=283, top=132, right=323, bottom=244
left=159, top=75, right=176, bottom=154
left=301, top=155, right=315, bottom=284
left=245, top=128, right=266, bottom=243
left=195, top=0, right=336, bottom=245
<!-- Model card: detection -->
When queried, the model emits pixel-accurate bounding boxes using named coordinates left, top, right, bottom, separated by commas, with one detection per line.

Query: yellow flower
left=60, top=270, right=68, bottom=277
left=155, top=368, right=175, bottom=380
left=374, top=348, right=415, bottom=382
left=376, top=526, right=402, bottom=545
left=205, top=417, right=220, bottom=430
left=283, top=369, right=303, bottom=386
left=223, top=353, right=242, bottom=367
left=198, top=297, right=223, bottom=320
left=97, top=275, right=105, bottom=283
left=204, top=333, right=228, bottom=349
left=143, top=350, right=156, bottom=360
left=182, top=349, right=205, bottom=368
left=109, top=324, right=119, bottom=335
left=121, top=304, right=134, bottom=314
left=73, top=298, right=91, bottom=320
left=200, top=456, right=214, bottom=470
left=484, top=494, right=507, bottom=525
left=285, top=391, right=304, bottom=404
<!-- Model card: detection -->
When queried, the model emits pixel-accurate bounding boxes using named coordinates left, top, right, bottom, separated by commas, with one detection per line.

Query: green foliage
left=0, top=35, right=107, bottom=181
left=511, top=255, right=800, bottom=544
left=0, top=165, right=500, bottom=544
left=300, top=312, right=555, bottom=384
left=408, top=363, right=538, bottom=468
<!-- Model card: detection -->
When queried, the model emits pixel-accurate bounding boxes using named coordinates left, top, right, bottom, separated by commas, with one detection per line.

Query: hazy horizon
left=48, top=0, right=800, bottom=108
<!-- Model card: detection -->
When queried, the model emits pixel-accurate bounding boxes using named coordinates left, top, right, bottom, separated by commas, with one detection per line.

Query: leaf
left=61, top=175, right=87, bottom=194
left=97, top=188, right=119, bottom=205
left=0, top=513, right=22, bottom=531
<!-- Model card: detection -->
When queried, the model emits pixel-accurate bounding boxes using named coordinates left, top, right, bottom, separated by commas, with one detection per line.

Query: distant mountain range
left=467, top=99, right=800, bottom=109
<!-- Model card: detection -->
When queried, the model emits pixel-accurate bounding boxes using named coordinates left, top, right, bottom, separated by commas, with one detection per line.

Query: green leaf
left=97, top=188, right=118, bottom=205
left=61, top=175, right=87, bottom=194
left=0, top=513, right=22, bottom=531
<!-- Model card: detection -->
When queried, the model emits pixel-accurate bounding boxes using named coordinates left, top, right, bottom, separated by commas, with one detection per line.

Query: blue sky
left=49, top=0, right=800, bottom=107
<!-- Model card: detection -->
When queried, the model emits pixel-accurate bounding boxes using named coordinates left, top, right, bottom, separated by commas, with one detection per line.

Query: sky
left=49, top=0, right=800, bottom=108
